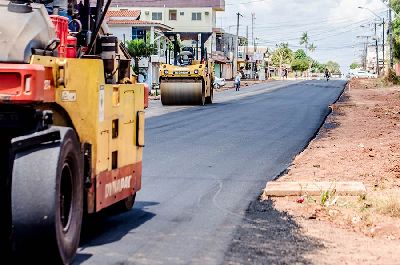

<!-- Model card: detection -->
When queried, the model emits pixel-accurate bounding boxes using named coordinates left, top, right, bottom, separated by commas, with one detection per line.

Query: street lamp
left=358, top=6, right=385, bottom=75
left=358, top=6, right=382, bottom=19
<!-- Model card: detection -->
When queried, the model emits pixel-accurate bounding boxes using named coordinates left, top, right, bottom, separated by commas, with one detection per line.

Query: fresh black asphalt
left=75, top=80, right=346, bottom=265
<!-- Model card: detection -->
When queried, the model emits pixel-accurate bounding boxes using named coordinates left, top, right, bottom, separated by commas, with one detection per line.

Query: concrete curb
left=263, top=181, right=366, bottom=197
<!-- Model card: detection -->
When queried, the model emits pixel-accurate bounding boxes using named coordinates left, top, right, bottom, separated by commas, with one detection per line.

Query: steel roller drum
left=161, top=79, right=204, bottom=105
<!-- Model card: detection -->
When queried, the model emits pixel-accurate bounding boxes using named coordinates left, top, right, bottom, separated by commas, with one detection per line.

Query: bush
left=384, top=68, right=400, bottom=85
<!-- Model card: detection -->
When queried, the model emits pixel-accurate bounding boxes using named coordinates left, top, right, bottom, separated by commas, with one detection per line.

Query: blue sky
left=217, top=0, right=389, bottom=74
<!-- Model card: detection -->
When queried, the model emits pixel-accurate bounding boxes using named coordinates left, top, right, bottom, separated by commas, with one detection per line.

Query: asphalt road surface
left=75, top=80, right=346, bottom=265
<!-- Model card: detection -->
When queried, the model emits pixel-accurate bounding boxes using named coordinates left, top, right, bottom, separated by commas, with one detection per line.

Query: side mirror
left=45, top=38, right=60, bottom=51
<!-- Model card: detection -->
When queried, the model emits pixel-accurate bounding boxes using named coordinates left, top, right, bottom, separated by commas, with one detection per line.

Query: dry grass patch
left=369, top=191, right=400, bottom=218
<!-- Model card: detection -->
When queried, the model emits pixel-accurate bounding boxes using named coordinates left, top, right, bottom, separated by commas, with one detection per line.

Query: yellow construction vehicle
left=159, top=33, right=215, bottom=105
left=0, top=0, right=147, bottom=263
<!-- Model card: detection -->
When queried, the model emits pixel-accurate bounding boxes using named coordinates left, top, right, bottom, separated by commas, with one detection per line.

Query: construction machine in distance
left=159, top=32, right=215, bottom=106
left=0, top=0, right=148, bottom=264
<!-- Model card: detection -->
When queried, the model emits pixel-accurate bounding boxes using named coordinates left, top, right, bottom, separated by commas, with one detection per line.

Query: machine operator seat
left=178, top=51, right=194, bottom=66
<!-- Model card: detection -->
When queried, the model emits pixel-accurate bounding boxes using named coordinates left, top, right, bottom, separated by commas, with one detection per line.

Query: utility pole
left=246, top=25, right=249, bottom=59
left=382, top=17, right=385, bottom=74
left=374, top=22, right=380, bottom=75
left=233, top=12, right=243, bottom=77
left=251, top=13, right=255, bottom=79
left=357, top=35, right=371, bottom=70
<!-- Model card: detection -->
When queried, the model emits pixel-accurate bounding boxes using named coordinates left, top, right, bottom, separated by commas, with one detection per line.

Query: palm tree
left=307, top=43, right=317, bottom=75
left=300, top=32, right=318, bottom=78
left=299, top=32, right=309, bottom=52
left=308, top=43, right=316, bottom=53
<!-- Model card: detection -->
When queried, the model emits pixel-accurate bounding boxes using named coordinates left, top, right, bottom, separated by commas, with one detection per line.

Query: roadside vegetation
left=269, top=32, right=341, bottom=77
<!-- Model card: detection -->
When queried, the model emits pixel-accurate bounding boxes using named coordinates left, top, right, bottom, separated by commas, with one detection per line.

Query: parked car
left=350, top=70, right=377, bottom=79
left=213, top=77, right=226, bottom=89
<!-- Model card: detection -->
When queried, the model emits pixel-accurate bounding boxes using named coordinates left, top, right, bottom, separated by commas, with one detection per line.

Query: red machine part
left=143, top=83, right=149, bottom=108
left=95, top=162, right=142, bottom=211
left=66, top=35, right=77, bottom=58
left=50, top=15, right=69, bottom=58
left=0, top=64, right=47, bottom=103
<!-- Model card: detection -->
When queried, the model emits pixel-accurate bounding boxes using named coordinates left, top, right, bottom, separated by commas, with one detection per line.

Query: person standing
left=234, top=71, right=242, bottom=91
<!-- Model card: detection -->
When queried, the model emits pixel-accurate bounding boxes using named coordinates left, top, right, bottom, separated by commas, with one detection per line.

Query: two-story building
left=109, top=0, right=226, bottom=79
left=110, top=0, right=224, bottom=32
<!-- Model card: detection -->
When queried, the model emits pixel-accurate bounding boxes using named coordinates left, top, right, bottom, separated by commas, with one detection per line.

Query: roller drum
left=161, top=79, right=204, bottom=105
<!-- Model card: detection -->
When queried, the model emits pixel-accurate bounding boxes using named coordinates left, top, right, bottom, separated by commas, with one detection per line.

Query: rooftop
left=106, top=9, right=141, bottom=19
left=111, top=0, right=225, bottom=11
left=107, top=19, right=173, bottom=31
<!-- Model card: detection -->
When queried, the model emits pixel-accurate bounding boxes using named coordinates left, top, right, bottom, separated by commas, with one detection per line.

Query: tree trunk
left=133, top=58, right=140, bottom=76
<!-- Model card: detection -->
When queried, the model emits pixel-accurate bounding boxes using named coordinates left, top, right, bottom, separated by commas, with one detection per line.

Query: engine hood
left=0, top=1, right=56, bottom=63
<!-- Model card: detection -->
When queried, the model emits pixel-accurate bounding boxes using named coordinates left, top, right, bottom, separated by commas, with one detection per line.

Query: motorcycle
left=325, top=74, right=330, bottom=81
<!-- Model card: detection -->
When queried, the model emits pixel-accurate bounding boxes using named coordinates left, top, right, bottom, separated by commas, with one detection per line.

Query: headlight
left=164, top=70, right=169, bottom=75
left=194, top=69, right=199, bottom=74
left=24, top=75, right=31, bottom=93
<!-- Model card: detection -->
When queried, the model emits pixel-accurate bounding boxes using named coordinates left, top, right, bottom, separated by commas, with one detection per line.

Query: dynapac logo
left=105, top=175, right=132, bottom=198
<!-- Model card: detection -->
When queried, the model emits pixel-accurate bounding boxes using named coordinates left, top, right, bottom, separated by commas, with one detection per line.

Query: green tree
left=326, top=61, right=341, bottom=74
left=291, top=58, right=309, bottom=73
left=310, top=60, right=325, bottom=73
left=126, top=39, right=157, bottom=74
left=293, top=49, right=307, bottom=60
left=292, top=49, right=309, bottom=75
left=307, top=43, right=317, bottom=73
left=313, top=61, right=326, bottom=73
left=350, top=62, right=361, bottom=69
left=390, top=0, right=400, bottom=61
left=271, top=43, right=293, bottom=75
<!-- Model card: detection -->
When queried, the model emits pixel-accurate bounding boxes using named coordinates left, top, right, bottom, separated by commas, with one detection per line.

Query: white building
left=366, top=44, right=384, bottom=74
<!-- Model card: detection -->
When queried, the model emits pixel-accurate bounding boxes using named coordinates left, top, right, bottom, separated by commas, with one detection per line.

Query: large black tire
left=0, top=139, right=12, bottom=258
left=205, top=88, right=213, bottom=104
left=11, top=127, right=83, bottom=264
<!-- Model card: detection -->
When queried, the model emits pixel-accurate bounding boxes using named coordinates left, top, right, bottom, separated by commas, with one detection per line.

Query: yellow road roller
left=159, top=33, right=215, bottom=105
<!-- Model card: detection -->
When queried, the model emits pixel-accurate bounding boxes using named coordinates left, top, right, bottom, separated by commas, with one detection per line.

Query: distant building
left=366, top=44, right=384, bottom=74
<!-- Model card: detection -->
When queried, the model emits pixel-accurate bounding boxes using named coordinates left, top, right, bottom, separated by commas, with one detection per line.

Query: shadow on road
left=74, top=201, right=158, bottom=263
left=224, top=198, right=323, bottom=265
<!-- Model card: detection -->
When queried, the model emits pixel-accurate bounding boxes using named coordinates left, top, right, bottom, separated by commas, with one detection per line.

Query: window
left=192, top=12, right=201, bottom=21
left=132, top=28, right=146, bottom=40
left=169, top=10, right=177, bottom=20
left=180, top=11, right=184, bottom=16
left=152, top=12, right=162, bottom=20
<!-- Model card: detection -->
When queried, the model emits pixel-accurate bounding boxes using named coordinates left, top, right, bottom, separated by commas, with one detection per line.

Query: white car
left=350, top=70, right=377, bottom=79
left=213, top=77, right=226, bottom=89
